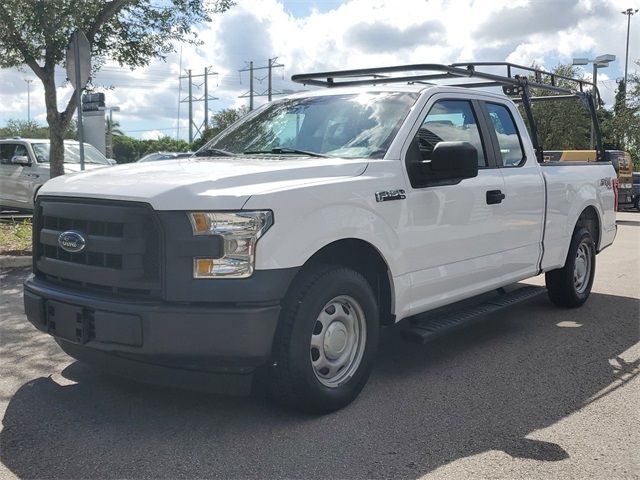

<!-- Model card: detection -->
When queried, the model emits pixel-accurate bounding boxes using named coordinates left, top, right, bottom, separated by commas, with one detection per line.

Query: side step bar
left=401, top=286, right=546, bottom=344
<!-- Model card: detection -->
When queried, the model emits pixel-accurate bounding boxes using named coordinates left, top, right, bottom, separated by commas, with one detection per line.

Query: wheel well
left=576, top=206, right=600, bottom=250
left=301, top=239, right=394, bottom=325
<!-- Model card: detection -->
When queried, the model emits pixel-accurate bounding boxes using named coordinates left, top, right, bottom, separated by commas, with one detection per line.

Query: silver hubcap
left=574, top=242, right=592, bottom=294
left=310, top=295, right=366, bottom=388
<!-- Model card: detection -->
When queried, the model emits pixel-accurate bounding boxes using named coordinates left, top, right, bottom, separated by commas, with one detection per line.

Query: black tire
left=545, top=227, right=596, bottom=308
left=268, top=264, right=379, bottom=414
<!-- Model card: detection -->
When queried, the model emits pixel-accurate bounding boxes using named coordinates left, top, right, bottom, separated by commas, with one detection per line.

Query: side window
left=415, top=100, right=486, bottom=167
left=0, top=144, right=17, bottom=165
left=486, top=103, right=525, bottom=167
left=14, top=144, right=28, bottom=158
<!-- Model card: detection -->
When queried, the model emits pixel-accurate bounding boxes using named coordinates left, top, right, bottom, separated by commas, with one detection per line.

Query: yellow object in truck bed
left=543, top=150, right=597, bottom=162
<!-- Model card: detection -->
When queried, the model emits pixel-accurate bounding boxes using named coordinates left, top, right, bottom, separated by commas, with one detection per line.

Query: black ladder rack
left=291, top=62, right=604, bottom=162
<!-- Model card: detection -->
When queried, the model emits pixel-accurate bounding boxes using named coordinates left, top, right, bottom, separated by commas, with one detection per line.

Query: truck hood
left=39, top=156, right=369, bottom=210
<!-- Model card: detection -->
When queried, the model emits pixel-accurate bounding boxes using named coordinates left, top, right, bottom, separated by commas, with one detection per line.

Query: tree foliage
left=191, top=106, right=249, bottom=151
left=112, top=135, right=190, bottom=163
left=518, top=64, right=640, bottom=169
left=0, top=0, right=233, bottom=177
left=601, top=76, right=640, bottom=169
left=519, top=64, right=591, bottom=151
left=0, top=118, right=77, bottom=139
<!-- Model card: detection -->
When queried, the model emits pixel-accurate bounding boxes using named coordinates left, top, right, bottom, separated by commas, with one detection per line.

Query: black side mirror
left=427, top=141, right=479, bottom=181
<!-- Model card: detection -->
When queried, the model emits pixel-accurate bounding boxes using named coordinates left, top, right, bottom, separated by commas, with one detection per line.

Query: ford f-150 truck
left=24, top=63, right=617, bottom=413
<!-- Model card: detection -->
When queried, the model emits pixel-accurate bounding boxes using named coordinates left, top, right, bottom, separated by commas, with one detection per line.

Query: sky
left=1, top=0, right=639, bottom=142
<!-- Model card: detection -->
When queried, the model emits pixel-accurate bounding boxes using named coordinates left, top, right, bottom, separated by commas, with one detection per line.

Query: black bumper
left=24, top=274, right=286, bottom=394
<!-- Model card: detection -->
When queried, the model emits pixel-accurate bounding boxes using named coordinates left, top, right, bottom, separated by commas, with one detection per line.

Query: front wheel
left=545, top=227, right=596, bottom=308
left=268, top=265, right=379, bottom=414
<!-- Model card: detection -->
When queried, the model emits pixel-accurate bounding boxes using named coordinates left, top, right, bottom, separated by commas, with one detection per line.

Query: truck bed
left=540, top=162, right=617, bottom=271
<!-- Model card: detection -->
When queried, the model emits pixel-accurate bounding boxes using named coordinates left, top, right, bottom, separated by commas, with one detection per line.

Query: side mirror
left=421, top=141, right=478, bottom=181
left=11, top=155, right=31, bottom=166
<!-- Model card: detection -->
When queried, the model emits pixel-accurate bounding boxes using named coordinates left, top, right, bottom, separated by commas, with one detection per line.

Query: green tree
left=0, top=118, right=77, bottom=139
left=142, top=136, right=191, bottom=155
left=602, top=76, right=640, bottom=169
left=112, top=135, right=143, bottom=163
left=0, top=119, right=49, bottom=138
left=0, top=0, right=233, bottom=177
left=112, top=135, right=191, bottom=163
left=520, top=64, right=592, bottom=151
left=191, top=106, right=248, bottom=150
left=106, top=118, right=124, bottom=137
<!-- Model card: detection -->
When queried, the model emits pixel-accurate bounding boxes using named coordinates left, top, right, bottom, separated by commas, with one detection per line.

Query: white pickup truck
left=24, top=63, right=617, bottom=413
left=0, top=138, right=113, bottom=211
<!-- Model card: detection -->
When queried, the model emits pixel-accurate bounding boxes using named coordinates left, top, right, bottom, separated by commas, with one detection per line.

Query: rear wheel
left=545, top=227, right=596, bottom=308
left=268, top=265, right=379, bottom=413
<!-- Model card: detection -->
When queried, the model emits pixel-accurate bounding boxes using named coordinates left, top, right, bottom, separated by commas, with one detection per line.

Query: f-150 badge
left=375, top=189, right=406, bottom=202
left=599, top=177, right=613, bottom=189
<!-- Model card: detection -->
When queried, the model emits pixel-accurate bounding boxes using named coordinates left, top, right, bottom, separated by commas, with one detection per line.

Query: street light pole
left=24, top=79, right=33, bottom=122
left=573, top=54, right=615, bottom=149
left=622, top=8, right=638, bottom=91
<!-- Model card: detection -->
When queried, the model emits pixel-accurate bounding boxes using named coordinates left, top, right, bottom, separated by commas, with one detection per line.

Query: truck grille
left=33, top=197, right=163, bottom=298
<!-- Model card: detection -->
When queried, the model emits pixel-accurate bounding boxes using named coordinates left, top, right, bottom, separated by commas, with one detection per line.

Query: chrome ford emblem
left=58, top=231, right=86, bottom=253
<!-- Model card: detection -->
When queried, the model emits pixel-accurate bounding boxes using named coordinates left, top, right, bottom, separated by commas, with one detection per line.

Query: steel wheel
left=573, top=241, right=592, bottom=294
left=310, top=295, right=367, bottom=388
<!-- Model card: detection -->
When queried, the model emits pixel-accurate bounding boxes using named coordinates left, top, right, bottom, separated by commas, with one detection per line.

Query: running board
left=401, top=286, right=546, bottom=344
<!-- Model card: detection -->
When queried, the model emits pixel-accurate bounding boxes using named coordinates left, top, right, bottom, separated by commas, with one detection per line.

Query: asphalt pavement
left=1, top=212, right=638, bottom=479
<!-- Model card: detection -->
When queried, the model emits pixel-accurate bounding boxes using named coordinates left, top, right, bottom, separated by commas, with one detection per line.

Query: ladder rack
left=291, top=62, right=604, bottom=162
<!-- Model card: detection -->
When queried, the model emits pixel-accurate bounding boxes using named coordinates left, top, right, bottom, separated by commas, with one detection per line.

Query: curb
left=0, top=255, right=32, bottom=269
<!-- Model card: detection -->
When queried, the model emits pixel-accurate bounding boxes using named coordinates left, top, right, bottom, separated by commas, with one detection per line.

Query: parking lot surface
left=1, top=212, right=638, bottom=480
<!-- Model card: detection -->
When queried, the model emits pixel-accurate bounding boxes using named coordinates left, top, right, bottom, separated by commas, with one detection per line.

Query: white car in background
left=0, top=138, right=112, bottom=211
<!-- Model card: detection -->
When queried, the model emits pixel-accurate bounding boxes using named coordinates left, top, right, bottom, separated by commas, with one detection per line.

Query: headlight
left=188, top=211, right=273, bottom=278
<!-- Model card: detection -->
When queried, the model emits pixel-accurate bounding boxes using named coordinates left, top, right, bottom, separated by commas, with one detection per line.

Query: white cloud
left=139, top=129, right=165, bottom=140
left=1, top=0, right=638, bottom=139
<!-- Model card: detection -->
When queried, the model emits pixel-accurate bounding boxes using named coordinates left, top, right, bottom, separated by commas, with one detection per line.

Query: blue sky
left=0, top=0, right=638, bottom=142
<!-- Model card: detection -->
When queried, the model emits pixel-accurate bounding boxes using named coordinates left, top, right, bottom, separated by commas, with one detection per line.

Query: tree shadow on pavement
left=1, top=286, right=638, bottom=479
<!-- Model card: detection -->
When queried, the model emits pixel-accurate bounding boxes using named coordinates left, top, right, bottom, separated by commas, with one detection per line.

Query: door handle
left=486, top=190, right=505, bottom=205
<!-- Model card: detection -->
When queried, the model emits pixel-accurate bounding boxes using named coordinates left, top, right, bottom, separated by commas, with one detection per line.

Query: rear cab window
left=485, top=102, right=525, bottom=167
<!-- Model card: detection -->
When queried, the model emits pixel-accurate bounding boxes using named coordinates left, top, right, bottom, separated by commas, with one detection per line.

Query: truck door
left=401, top=96, right=509, bottom=316
left=478, top=101, right=545, bottom=279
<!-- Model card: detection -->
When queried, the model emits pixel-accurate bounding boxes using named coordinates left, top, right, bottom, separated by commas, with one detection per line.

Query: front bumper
left=24, top=274, right=285, bottom=394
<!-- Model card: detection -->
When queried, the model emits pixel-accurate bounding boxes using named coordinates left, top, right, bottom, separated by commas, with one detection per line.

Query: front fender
left=254, top=200, right=401, bottom=274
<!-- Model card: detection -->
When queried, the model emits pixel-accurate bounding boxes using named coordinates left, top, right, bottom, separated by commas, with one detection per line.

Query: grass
left=0, top=219, right=32, bottom=256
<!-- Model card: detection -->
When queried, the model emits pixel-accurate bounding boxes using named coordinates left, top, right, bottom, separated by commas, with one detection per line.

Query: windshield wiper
left=243, top=147, right=328, bottom=157
left=194, top=148, right=235, bottom=157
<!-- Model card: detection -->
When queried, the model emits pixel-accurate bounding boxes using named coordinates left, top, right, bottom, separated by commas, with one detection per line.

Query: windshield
left=201, top=92, right=418, bottom=159
left=32, top=143, right=111, bottom=165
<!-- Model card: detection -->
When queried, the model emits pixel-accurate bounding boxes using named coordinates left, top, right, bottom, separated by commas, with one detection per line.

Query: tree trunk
left=42, top=65, right=75, bottom=178
left=48, top=119, right=66, bottom=178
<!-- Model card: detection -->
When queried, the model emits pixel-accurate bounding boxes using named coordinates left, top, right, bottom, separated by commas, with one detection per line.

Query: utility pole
left=24, top=79, right=33, bottom=122
left=179, top=67, right=219, bottom=143
left=249, top=61, right=254, bottom=110
left=204, top=66, right=209, bottom=129
left=268, top=58, right=272, bottom=102
left=622, top=8, right=638, bottom=99
left=188, top=69, right=193, bottom=143
left=239, top=58, right=284, bottom=110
